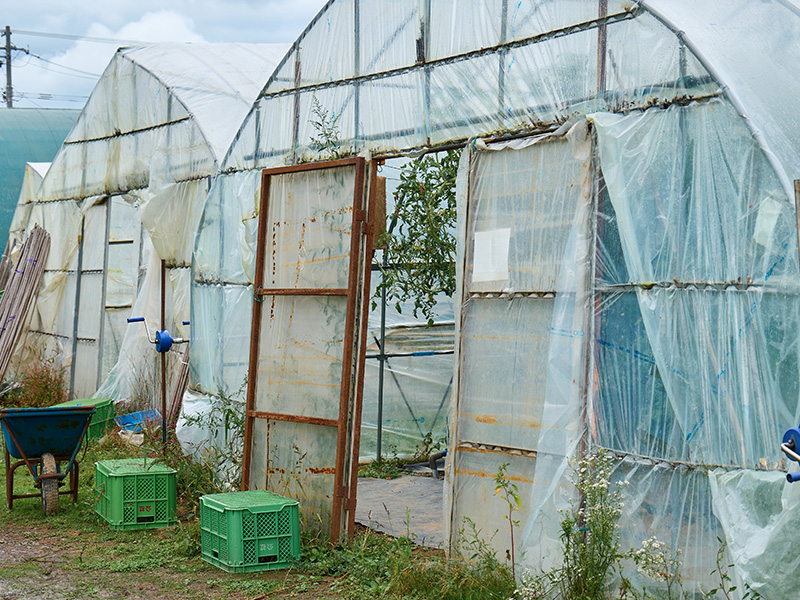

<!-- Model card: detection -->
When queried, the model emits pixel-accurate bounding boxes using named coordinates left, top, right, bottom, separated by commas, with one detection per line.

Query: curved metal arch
left=635, top=0, right=794, bottom=200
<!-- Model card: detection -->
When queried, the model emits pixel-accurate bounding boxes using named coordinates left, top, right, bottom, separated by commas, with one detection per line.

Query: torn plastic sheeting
left=709, top=468, right=800, bottom=598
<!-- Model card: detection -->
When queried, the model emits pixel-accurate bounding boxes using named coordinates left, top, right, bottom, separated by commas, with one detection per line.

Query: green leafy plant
left=309, top=95, right=344, bottom=160
left=704, top=538, right=763, bottom=599
left=375, top=149, right=461, bottom=325
left=516, top=450, right=630, bottom=600
left=494, top=461, right=521, bottom=580
left=179, top=384, right=246, bottom=493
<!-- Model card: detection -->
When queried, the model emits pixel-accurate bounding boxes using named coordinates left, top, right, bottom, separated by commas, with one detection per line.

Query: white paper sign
left=473, top=228, right=510, bottom=282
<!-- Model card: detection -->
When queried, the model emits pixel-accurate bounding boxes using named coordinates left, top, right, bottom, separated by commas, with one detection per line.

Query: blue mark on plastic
left=551, top=327, right=585, bottom=339
left=686, top=410, right=704, bottom=443
left=716, top=301, right=758, bottom=381
left=765, top=241, right=790, bottom=281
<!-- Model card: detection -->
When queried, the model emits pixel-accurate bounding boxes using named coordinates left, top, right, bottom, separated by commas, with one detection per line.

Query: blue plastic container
left=115, top=410, right=162, bottom=433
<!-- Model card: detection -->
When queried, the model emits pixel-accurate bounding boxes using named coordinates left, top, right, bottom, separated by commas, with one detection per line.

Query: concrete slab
left=355, top=475, right=445, bottom=548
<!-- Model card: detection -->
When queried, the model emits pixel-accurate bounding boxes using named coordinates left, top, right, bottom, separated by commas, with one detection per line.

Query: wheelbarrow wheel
left=40, top=453, right=59, bottom=516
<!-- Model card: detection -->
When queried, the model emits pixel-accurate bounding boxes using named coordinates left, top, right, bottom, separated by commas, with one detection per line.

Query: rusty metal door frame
left=242, top=157, right=375, bottom=542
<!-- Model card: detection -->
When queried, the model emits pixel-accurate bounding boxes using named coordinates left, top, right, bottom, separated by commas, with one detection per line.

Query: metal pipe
left=429, top=449, right=446, bottom=480
left=376, top=255, right=387, bottom=463
left=96, top=197, right=113, bottom=388
left=69, top=218, right=85, bottom=400
left=160, top=259, right=166, bottom=448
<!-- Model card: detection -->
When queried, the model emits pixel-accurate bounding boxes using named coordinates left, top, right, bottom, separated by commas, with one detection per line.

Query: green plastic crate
left=201, top=491, right=301, bottom=572
left=87, top=417, right=114, bottom=440
left=94, top=459, right=177, bottom=530
left=54, top=398, right=115, bottom=440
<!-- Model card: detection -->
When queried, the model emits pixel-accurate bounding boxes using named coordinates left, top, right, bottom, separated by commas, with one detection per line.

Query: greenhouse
left=0, top=108, right=79, bottom=252
left=185, top=0, right=800, bottom=595
left=12, top=43, right=285, bottom=399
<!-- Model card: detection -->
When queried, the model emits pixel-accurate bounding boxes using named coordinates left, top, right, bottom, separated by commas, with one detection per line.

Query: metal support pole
left=69, top=218, right=85, bottom=400
left=160, top=259, right=167, bottom=448
left=376, top=251, right=388, bottom=462
left=4, top=26, right=12, bottom=108
left=354, top=0, right=361, bottom=142
left=96, top=197, right=112, bottom=388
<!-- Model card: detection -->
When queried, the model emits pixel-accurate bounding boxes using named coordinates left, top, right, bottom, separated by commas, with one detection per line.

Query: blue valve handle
left=781, top=427, right=800, bottom=482
left=126, top=317, right=188, bottom=352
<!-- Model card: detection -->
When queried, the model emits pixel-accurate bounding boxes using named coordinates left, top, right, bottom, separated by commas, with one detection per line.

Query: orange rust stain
left=453, top=468, right=533, bottom=484
left=282, top=380, right=339, bottom=389
left=288, top=253, right=350, bottom=266
left=461, top=413, right=540, bottom=429
left=306, top=467, right=335, bottom=474
left=474, top=415, right=497, bottom=425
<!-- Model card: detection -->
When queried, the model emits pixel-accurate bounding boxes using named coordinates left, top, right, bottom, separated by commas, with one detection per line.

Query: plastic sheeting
left=185, top=2, right=800, bottom=594
left=6, top=162, right=49, bottom=264
left=445, top=99, right=800, bottom=595
left=11, top=43, right=284, bottom=400
left=447, top=124, right=592, bottom=574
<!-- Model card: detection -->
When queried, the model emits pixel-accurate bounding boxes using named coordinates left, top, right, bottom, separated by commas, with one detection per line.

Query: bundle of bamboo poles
left=167, top=344, right=190, bottom=432
left=0, top=225, right=50, bottom=381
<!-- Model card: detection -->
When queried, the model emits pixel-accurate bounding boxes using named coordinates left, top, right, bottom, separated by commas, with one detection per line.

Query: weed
left=494, top=461, right=521, bottom=579
left=358, top=459, right=402, bottom=479
left=358, top=438, right=446, bottom=480
left=3, top=351, right=68, bottom=407
left=558, top=450, right=626, bottom=599
left=630, top=536, right=683, bottom=598
left=703, top=538, right=764, bottom=599
left=516, top=450, right=629, bottom=600
left=128, top=354, right=157, bottom=412
left=179, top=384, right=246, bottom=494
left=309, top=95, right=344, bottom=160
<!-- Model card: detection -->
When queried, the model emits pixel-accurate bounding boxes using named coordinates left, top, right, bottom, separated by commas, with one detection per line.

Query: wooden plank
left=0, top=225, right=50, bottom=382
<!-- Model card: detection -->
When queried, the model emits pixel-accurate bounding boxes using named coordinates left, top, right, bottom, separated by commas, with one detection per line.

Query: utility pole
left=1, top=27, right=27, bottom=108
left=4, top=26, right=11, bottom=108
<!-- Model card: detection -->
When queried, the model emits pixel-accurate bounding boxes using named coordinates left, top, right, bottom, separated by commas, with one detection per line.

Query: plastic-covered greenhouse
left=0, top=109, right=79, bottom=251
left=12, top=43, right=285, bottom=399
left=187, top=0, right=800, bottom=595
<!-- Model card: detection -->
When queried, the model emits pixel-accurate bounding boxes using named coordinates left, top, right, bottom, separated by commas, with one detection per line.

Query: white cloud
left=9, top=1, right=327, bottom=108
left=13, top=11, right=208, bottom=107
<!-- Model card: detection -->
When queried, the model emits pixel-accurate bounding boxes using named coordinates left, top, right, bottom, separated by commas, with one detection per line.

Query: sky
left=3, top=0, right=330, bottom=109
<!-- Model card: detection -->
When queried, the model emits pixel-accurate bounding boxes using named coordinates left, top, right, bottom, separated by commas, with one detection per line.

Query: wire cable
left=14, top=29, right=146, bottom=45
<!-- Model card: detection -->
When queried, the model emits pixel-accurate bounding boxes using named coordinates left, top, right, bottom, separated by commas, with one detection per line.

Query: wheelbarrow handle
left=127, top=317, right=145, bottom=323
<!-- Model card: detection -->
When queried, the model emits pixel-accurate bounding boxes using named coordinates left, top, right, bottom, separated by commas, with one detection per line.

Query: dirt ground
left=0, top=517, right=340, bottom=600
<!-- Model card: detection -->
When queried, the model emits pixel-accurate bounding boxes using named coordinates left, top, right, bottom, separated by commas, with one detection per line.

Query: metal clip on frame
left=126, top=317, right=190, bottom=353
left=781, top=427, right=800, bottom=482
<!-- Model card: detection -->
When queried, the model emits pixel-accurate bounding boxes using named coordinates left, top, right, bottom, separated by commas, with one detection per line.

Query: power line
left=15, top=90, right=89, bottom=102
left=25, top=51, right=101, bottom=78
left=14, top=29, right=147, bottom=45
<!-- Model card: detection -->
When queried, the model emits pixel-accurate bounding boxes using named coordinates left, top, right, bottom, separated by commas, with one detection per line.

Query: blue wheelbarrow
left=1, top=406, right=95, bottom=515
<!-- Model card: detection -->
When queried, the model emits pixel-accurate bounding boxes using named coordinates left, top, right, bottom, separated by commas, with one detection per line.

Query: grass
left=0, top=430, right=515, bottom=600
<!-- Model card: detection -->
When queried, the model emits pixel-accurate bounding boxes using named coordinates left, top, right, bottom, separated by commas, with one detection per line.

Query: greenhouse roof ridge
left=111, top=43, right=289, bottom=163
